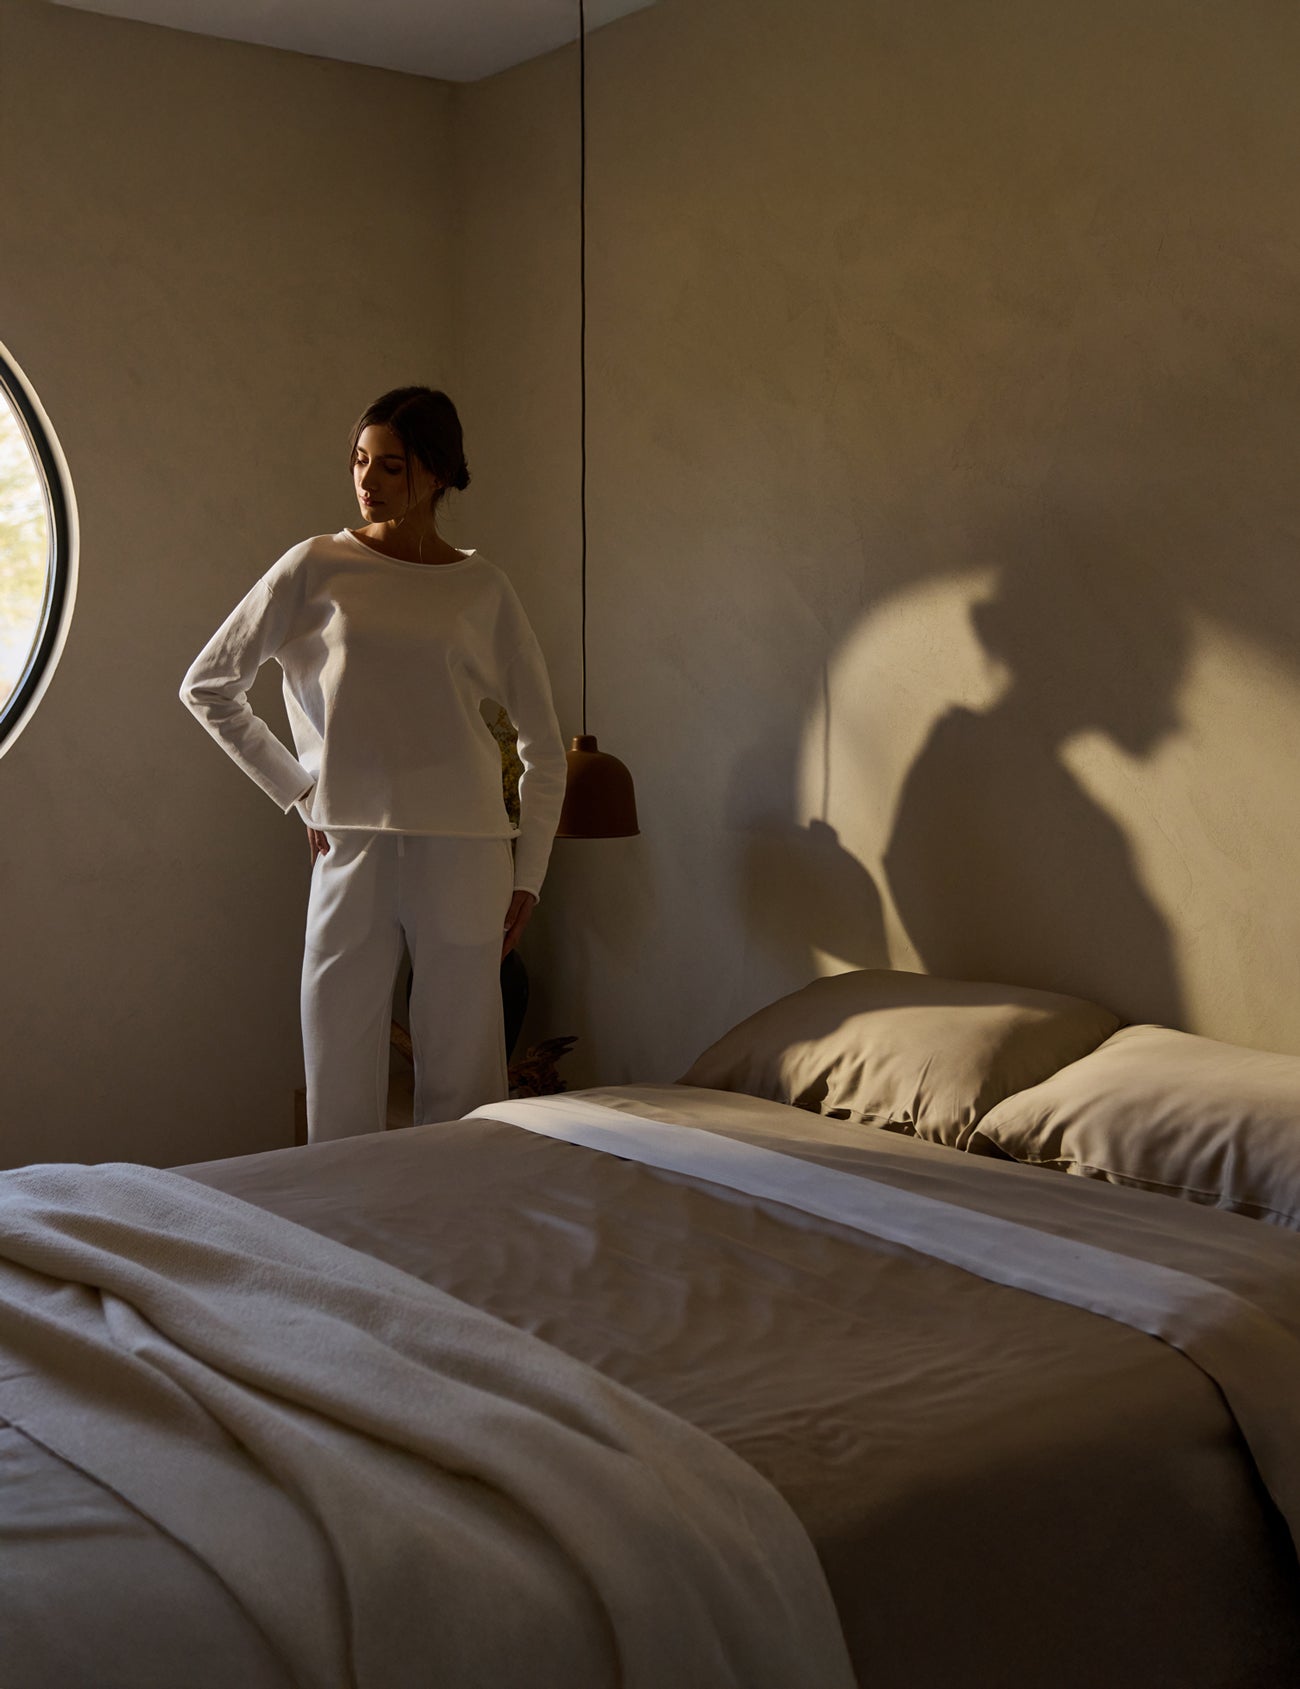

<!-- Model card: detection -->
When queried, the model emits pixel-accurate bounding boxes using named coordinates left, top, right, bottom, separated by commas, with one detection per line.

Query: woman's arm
left=499, top=631, right=568, bottom=901
left=180, top=575, right=315, bottom=813
left=501, top=889, right=536, bottom=959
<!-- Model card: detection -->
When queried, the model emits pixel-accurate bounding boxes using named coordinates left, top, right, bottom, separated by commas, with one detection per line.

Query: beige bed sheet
left=6, top=1084, right=1300, bottom=1688
left=192, top=1083, right=1300, bottom=1688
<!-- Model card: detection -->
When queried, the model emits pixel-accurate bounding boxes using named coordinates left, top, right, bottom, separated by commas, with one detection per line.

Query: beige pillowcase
left=971, top=1024, right=1300, bottom=1228
left=678, top=969, right=1119, bottom=1148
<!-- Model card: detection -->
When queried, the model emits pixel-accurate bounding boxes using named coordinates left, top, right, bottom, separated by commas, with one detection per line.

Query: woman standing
left=181, top=387, right=567, bottom=1142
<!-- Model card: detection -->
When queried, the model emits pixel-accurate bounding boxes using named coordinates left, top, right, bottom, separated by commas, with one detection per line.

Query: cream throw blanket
left=0, top=1162, right=855, bottom=1689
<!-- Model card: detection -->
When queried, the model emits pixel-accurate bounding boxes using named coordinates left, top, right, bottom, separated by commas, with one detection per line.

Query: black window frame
left=0, top=346, right=75, bottom=756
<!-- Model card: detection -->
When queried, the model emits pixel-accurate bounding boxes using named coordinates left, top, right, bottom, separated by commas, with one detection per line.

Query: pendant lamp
left=554, top=0, right=639, bottom=839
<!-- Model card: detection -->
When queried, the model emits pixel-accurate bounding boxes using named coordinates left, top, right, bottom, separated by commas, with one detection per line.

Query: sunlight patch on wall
left=797, top=586, right=1300, bottom=1052
left=795, top=567, right=1002, bottom=975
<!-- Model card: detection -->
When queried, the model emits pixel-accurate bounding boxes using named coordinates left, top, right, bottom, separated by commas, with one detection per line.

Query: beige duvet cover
left=5, top=1082, right=1300, bottom=1687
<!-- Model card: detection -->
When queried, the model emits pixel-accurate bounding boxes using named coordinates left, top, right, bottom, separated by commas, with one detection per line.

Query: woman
left=181, top=386, right=567, bottom=1142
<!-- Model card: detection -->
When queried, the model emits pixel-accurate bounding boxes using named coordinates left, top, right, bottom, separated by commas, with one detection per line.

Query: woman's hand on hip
left=502, top=890, right=537, bottom=960
left=307, top=827, right=331, bottom=865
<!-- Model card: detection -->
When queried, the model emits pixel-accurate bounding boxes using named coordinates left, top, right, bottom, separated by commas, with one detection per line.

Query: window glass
left=0, top=383, right=51, bottom=716
left=0, top=350, right=73, bottom=754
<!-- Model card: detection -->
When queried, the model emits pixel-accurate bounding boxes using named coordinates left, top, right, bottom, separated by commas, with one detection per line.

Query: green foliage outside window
left=487, top=704, right=524, bottom=827
left=0, top=399, right=49, bottom=711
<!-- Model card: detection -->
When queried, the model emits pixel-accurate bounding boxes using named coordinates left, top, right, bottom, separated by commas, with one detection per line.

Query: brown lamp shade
left=555, top=734, right=639, bottom=838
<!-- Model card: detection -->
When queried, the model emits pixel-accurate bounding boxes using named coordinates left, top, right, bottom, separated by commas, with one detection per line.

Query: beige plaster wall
left=3, top=0, right=1297, bottom=1172
left=450, top=0, right=1300, bottom=1080
left=0, top=0, right=454, bottom=1167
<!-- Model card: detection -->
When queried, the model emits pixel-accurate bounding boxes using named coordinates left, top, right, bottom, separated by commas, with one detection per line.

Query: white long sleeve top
left=180, top=531, right=567, bottom=898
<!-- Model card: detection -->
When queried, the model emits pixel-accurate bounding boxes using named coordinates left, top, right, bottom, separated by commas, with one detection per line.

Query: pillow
left=970, top=1024, right=1300, bottom=1228
left=678, top=969, right=1119, bottom=1148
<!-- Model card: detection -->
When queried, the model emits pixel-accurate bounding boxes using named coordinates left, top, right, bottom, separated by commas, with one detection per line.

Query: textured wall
left=0, top=0, right=453, bottom=1166
left=450, top=0, right=1300, bottom=1078
left=3, top=0, right=1298, bottom=1174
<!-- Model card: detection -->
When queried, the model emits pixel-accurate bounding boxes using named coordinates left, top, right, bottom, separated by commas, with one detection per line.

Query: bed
left=3, top=969, right=1300, bottom=1688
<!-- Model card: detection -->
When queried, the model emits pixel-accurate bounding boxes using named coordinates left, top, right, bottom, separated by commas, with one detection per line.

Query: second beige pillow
left=970, top=1024, right=1300, bottom=1227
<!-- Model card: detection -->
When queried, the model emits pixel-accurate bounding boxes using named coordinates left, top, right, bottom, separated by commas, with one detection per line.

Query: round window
left=0, top=345, right=77, bottom=757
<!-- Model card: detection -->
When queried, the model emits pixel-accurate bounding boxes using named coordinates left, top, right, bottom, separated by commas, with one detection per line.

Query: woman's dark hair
left=349, top=386, right=470, bottom=507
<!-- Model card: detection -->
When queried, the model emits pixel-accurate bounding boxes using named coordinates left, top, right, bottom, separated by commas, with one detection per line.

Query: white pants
left=302, top=832, right=514, bottom=1142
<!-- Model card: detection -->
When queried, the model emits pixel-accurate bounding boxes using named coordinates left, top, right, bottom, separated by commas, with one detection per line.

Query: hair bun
left=455, top=462, right=471, bottom=492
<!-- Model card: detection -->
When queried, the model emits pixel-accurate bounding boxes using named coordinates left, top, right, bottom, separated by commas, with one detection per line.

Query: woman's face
left=352, top=424, right=438, bottom=523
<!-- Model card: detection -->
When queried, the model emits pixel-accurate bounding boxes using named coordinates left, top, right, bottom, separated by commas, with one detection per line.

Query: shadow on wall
left=725, top=693, right=889, bottom=996
left=881, top=538, right=1190, bottom=1026
left=740, top=817, right=887, bottom=976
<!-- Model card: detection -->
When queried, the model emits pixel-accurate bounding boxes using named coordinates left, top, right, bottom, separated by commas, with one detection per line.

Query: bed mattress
left=5, top=1082, right=1300, bottom=1687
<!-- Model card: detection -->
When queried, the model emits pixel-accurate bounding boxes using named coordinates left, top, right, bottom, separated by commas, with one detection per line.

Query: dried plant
left=509, top=1036, right=578, bottom=1098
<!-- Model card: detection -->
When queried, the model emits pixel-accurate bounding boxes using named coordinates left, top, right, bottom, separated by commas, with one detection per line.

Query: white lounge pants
left=301, top=832, right=514, bottom=1143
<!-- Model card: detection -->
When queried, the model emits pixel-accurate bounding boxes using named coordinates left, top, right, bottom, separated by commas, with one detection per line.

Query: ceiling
left=45, top=0, right=661, bottom=82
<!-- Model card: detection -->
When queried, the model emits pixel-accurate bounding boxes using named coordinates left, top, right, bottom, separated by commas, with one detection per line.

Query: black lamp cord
left=579, top=0, right=588, bottom=737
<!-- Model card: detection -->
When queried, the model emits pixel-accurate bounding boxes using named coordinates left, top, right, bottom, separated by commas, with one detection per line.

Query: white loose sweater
left=180, top=531, right=567, bottom=898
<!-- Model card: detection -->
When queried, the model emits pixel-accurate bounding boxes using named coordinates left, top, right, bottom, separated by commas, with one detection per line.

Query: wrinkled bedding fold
left=0, top=1160, right=855, bottom=1689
